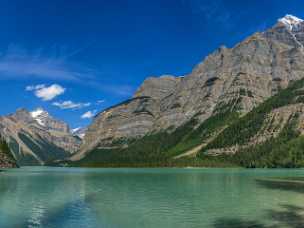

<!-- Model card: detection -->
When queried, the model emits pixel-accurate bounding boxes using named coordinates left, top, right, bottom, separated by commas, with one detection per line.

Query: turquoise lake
left=0, top=167, right=304, bottom=227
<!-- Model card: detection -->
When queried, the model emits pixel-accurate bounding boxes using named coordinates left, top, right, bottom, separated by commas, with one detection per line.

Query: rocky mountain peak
left=16, top=108, right=30, bottom=114
left=30, top=107, right=48, bottom=117
left=277, top=14, right=304, bottom=30
left=72, top=13, right=304, bottom=164
left=30, top=108, right=69, bottom=133
left=14, top=108, right=33, bottom=123
left=134, top=75, right=182, bottom=100
left=30, top=108, right=49, bottom=126
left=0, top=108, right=82, bottom=165
left=71, top=127, right=87, bottom=139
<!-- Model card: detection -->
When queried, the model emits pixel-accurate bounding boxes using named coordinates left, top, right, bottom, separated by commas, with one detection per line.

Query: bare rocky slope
left=70, top=15, right=304, bottom=167
left=0, top=108, right=81, bottom=166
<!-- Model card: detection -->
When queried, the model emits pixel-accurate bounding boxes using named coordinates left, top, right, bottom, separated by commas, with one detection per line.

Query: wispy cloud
left=91, top=83, right=135, bottom=97
left=26, top=84, right=65, bottom=101
left=81, top=110, right=97, bottom=119
left=0, top=44, right=95, bottom=81
left=2, top=44, right=134, bottom=97
left=103, top=85, right=135, bottom=96
left=96, top=99, right=105, bottom=104
left=26, top=84, right=46, bottom=91
left=52, top=100, right=91, bottom=110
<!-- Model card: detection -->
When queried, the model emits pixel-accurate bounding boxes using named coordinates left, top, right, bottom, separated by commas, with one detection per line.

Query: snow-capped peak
left=71, top=127, right=86, bottom=139
left=31, top=108, right=45, bottom=118
left=30, top=108, right=49, bottom=126
left=71, top=127, right=81, bottom=134
left=278, top=14, right=303, bottom=30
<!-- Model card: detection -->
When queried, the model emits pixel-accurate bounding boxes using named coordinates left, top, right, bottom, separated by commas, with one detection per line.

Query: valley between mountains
left=3, top=15, right=304, bottom=168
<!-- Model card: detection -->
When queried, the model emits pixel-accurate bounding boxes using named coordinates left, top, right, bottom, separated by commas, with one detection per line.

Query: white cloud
left=26, top=84, right=66, bottom=101
left=52, top=100, right=91, bottom=109
left=81, top=110, right=97, bottom=119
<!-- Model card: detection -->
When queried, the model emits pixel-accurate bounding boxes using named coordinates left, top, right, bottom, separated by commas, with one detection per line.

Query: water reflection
left=257, top=178, right=304, bottom=194
left=213, top=218, right=265, bottom=228
left=0, top=168, right=98, bottom=227
left=1, top=168, right=304, bottom=227
left=213, top=178, right=304, bottom=228
left=213, top=204, right=304, bottom=228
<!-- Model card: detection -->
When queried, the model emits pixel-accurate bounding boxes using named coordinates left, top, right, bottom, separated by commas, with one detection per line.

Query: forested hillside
left=70, top=79, right=304, bottom=168
left=0, top=137, right=18, bottom=168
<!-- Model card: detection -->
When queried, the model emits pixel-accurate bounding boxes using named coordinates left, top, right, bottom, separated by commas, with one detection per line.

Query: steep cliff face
left=73, top=76, right=181, bottom=160
left=73, top=15, right=304, bottom=164
left=0, top=108, right=81, bottom=166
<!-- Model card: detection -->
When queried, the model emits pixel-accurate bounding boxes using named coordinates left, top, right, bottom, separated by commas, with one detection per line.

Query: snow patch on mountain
left=71, top=127, right=86, bottom=139
left=30, top=108, right=49, bottom=126
left=278, top=14, right=303, bottom=30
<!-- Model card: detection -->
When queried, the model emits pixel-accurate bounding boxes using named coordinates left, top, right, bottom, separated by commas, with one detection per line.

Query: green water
left=0, top=167, right=304, bottom=227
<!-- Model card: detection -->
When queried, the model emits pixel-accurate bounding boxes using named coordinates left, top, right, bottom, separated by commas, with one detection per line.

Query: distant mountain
left=71, top=127, right=87, bottom=139
left=68, top=15, right=304, bottom=168
left=0, top=108, right=81, bottom=166
left=30, top=108, right=69, bottom=132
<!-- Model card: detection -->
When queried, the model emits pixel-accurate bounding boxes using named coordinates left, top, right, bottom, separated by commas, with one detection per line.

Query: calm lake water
left=0, top=167, right=304, bottom=227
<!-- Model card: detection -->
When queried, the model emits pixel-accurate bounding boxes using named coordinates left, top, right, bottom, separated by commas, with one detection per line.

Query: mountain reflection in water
left=0, top=167, right=304, bottom=228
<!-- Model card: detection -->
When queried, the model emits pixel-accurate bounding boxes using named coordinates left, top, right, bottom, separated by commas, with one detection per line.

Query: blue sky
left=1, top=0, right=304, bottom=129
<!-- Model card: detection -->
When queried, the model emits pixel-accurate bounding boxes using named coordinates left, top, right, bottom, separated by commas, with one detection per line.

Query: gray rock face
left=0, top=108, right=81, bottom=165
left=134, top=75, right=182, bottom=99
left=74, top=15, right=304, bottom=160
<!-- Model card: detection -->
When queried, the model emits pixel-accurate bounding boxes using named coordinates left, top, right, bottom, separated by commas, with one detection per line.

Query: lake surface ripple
left=1, top=167, right=304, bottom=227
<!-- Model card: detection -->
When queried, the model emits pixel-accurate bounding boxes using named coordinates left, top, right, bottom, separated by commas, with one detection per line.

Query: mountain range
left=3, top=15, right=304, bottom=168
left=0, top=108, right=81, bottom=166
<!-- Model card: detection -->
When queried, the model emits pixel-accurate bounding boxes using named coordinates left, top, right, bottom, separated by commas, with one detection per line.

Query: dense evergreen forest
left=0, top=137, right=18, bottom=167
left=71, top=79, right=304, bottom=168
left=1, top=137, right=13, bottom=157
